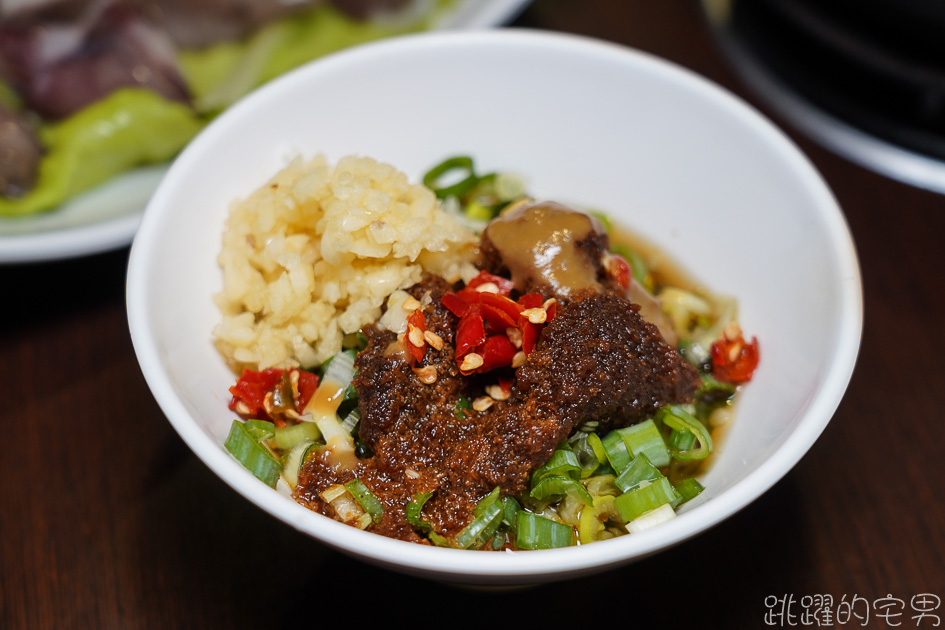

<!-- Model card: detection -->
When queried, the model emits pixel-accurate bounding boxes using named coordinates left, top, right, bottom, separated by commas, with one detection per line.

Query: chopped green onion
left=530, top=475, right=594, bottom=507
left=657, top=287, right=713, bottom=337
left=578, top=495, right=620, bottom=544
left=617, top=419, right=671, bottom=468
left=589, top=210, right=613, bottom=234
left=569, top=433, right=605, bottom=478
left=614, top=477, right=678, bottom=523
left=516, top=512, right=574, bottom=550
left=340, top=407, right=361, bottom=436
left=454, top=395, right=471, bottom=419
left=658, top=406, right=713, bottom=461
left=531, top=448, right=582, bottom=486
left=464, top=199, right=494, bottom=222
left=422, top=156, right=480, bottom=200
left=614, top=452, right=664, bottom=494
left=601, top=430, right=633, bottom=473
left=272, top=421, right=321, bottom=451
left=344, top=479, right=384, bottom=525
left=696, top=373, right=736, bottom=414
left=678, top=337, right=712, bottom=371
left=502, top=495, right=522, bottom=529
left=626, top=502, right=677, bottom=534
left=242, top=419, right=276, bottom=441
left=673, top=477, right=705, bottom=505
left=584, top=474, right=620, bottom=497
left=586, top=433, right=608, bottom=467
left=493, top=172, right=525, bottom=202
left=321, top=349, right=357, bottom=388
left=404, top=492, right=451, bottom=546
left=669, top=428, right=696, bottom=452
left=280, top=441, right=318, bottom=488
left=406, top=491, right=434, bottom=531
left=456, top=496, right=504, bottom=550
left=472, top=487, right=502, bottom=517
left=224, top=420, right=282, bottom=487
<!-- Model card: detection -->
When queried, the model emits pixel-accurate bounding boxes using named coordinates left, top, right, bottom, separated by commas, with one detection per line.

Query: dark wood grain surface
left=3, top=1, right=944, bottom=628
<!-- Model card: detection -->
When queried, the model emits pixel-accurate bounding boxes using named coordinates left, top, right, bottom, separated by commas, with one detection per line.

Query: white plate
left=0, top=0, right=531, bottom=265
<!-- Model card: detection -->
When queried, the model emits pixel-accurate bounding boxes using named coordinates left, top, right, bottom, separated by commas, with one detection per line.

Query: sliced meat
left=0, top=104, right=42, bottom=198
left=0, top=0, right=190, bottom=120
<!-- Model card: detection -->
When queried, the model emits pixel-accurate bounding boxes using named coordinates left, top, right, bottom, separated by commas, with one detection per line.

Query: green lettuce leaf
left=2, top=3, right=444, bottom=217
left=0, top=88, right=204, bottom=217
left=180, top=4, right=437, bottom=113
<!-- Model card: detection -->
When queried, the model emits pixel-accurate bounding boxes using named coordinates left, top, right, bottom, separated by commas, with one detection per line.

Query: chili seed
left=402, top=296, right=422, bottom=311
left=511, top=351, right=527, bottom=368
left=486, top=384, right=510, bottom=401
left=474, top=282, right=500, bottom=294
left=722, top=321, right=742, bottom=341
left=413, top=365, right=438, bottom=384
left=505, top=326, right=523, bottom=348
left=289, top=369, right=300, bottom=404
left=460, top=353, right=484, bottom=372
left=472, top=396, right=494, bottom=412
left=522, top=307, right=547, bottom=324
left=423, top=330, right=444, bottom=351
left=407, top=324, right=425, bottom=348
left=234, top=400, right=253, bottom=416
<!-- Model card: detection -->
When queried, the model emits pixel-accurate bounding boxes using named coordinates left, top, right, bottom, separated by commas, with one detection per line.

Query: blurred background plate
left=0, top=0, right=531, bottom=265
left=702, top=0, right=945, bottom=195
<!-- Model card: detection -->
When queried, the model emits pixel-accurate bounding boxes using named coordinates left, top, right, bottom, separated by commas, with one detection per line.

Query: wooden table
left=3, top=1, right=943, bottom=627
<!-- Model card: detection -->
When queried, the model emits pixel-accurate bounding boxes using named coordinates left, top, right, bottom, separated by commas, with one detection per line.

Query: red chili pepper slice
left=710, top=333, right=760, bottom=384
left=605, top=253, right=633, bottom=291
left=228, top=367, right=319, bottom=423
left=478, top=334, right=518, bottom=372
left=521, top=321, right=540, bottom=355
left=517, top=292, right=544, bottom=309
left=480, top=291, right=523, bottom=321
left=405, top=309, right=427, bottom=363
left=480, top=303, right=517, bottom=331
left=228, top=368, right=284, bottom=417
left=455, top=304, right=486, bottom=358
left=296, top=369, right=319, bottom=410
left=441, top=292, right=468, bottom=318
left=444, top=272, right=556, bottom=374
left=465, top=271, right=515, bottom=296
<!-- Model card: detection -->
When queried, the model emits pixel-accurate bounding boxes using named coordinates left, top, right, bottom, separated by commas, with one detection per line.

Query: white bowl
left=126, top=29, right=862, bottom=585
